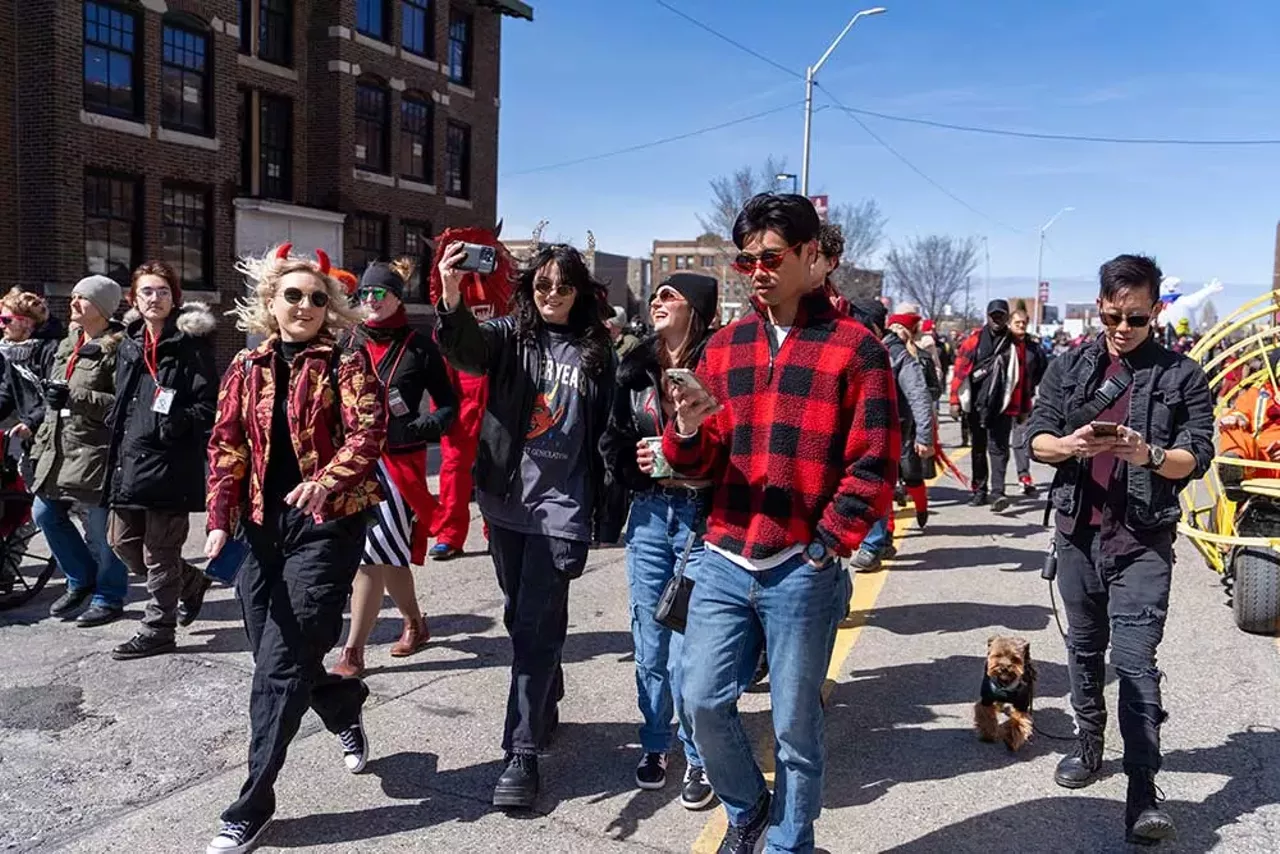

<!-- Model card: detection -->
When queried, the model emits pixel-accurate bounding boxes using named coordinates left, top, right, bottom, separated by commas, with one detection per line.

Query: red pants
left=435, top=371, right=487, bottom=549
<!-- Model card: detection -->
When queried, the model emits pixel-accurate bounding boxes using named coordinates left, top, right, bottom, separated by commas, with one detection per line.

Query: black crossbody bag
left=655, top=529, right=698, bottom=633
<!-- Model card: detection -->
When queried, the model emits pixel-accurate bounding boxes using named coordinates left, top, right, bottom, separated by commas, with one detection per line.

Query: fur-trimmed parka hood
left=122, top=301, right=217, bottom=340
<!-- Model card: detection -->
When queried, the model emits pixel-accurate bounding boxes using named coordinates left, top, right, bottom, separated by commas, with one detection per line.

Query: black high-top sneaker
left=1054, top=731, right=1103, bottom=788
left=1126, top=769, right=1176, bottom=845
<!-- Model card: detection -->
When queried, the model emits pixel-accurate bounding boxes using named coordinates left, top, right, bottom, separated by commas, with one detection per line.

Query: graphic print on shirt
left=525, top=356, right=586, bottom=452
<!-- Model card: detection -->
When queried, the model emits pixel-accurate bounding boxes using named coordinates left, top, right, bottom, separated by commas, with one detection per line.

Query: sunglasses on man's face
left=0, top=315, right=17, bottom=327
left=730, top=243, right=800, bottom=276
left=1098, top=310, right=1152, bottom=329
left=358, top=287, right=388, bottom=302
left=281, top=287, right=330, bottom=309
left=534, top=280, right=575, bottom=298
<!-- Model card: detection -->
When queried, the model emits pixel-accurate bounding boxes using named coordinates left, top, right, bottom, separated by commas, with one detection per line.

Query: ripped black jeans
left=1055, top=525, right=1172, bottom=772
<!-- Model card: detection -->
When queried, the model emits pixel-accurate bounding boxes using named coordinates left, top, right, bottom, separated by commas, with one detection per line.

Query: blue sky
left=495, top=0, right=1280, bottom=316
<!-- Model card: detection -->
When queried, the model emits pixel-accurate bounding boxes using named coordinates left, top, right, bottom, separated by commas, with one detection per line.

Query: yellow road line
left=691, top=448, right=971, bottom=852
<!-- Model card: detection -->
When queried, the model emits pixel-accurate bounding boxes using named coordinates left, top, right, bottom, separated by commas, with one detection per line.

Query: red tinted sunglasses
left=730, top=243, right=801, bottom=275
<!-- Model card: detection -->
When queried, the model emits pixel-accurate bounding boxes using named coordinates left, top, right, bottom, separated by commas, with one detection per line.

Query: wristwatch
left=805, top=540, right=831, bottom=566
left=1142, top=444, right=1167, bottom=471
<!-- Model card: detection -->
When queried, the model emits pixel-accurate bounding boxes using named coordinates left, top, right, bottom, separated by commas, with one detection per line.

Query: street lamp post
left=776, top=172, right=798, bottom=194
left=801, top=6, right=886, bottom=196
left=1033, top=206, right=1074, bottom=334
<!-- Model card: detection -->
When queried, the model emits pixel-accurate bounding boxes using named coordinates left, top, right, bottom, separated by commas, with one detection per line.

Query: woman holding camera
left=434, top=240, right=621, bottom=810
left=332, top=259, right=458, bottom=678
left=602, top=272, right=719, bottom=808
left=203, top=245, right=385, bottom=854
left=33, top=275, right=129, bottom=627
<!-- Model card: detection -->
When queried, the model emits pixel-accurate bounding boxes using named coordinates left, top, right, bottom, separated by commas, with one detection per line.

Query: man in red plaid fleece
left=661, top=193, right=899, bottom=853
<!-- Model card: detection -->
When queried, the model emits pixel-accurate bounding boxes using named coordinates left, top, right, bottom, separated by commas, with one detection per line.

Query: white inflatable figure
left=1161, top=277, right=1222, bottom=332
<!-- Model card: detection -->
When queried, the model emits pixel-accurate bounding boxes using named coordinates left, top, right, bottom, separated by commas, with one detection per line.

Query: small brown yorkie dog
left=974, top=635, right=1036, bottom=752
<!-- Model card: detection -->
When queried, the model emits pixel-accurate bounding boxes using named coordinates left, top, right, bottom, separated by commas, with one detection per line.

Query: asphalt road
left=2, top=420, right=1278, bottom=854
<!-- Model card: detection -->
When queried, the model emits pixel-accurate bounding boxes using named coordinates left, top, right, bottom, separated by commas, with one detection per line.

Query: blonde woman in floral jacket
left=203, top=244, right=385, bottom=854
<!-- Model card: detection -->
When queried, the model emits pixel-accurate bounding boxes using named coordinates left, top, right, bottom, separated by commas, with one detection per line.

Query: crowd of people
left=3, top=191, right=1255, bottom=853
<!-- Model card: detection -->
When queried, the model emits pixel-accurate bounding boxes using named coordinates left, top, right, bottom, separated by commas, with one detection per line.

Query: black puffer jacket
left=0, top=317, right=65, bottom=433
left=436, top=304, right=624, bottom=543
left=341, top=322, right=458, bottom=453
left=103, top=303, right=219, bottom=512
left=601, top=334, right=710, bottom=493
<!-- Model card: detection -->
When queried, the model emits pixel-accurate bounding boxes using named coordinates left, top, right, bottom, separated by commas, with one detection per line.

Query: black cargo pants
left=1055, top=524, right=1172, bottom=772
left=222, top=506, right=370, bottom=824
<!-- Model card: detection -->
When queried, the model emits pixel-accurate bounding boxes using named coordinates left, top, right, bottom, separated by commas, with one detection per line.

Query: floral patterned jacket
left=206, top=334, right=386, bottom=533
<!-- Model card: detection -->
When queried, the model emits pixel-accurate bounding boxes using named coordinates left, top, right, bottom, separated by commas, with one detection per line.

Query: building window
left=447, top=8, right=472, bottom=86
left=350, top=214, right=388, bottom=272
left=660, top=256, right=669, bottom=272
left=445, top=120, right=470, bottom=199
left=83, top=1, right=141, bottom=119
left=401, top=0, right=433, bottom=56
left=161, top=184, right=211, bottom=290
left=400, top=95, right=432, bottom=183
left=701, top=255, right=715, bottom=268
left=260, top=94, right=293, bottom=200
left=241, top=0, right=292, bottom=66
left=357, top=0, right=389, bottom=40
left=84, top=171, right=140, bottom=286
left=161, top=23, right=210, bottom=135
left=354, top=79, right=389, bottom=173
left=675, top=256, right=687, bottom=270
left=238, top=89, right=252, bottom=192
left=401, top=221, right=432, bottom=302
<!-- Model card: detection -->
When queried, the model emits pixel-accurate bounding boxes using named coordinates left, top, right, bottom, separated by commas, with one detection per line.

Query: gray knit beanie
left=72, top=275, right=122, bottom=320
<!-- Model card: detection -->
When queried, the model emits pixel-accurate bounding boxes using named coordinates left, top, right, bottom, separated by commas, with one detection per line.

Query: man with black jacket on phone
left=1026, top=254, right=1214, bottom=846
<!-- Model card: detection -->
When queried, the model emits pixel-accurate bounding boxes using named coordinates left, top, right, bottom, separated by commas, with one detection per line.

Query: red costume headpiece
left=427, top=223, right=517, bottom=317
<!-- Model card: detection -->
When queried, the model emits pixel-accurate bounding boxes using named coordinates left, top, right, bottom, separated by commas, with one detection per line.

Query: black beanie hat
left=849, top=297, right=888, bottom=333
left=360, top=262, right=406, bottom=300
left=659, top=273, right=718, bottom=326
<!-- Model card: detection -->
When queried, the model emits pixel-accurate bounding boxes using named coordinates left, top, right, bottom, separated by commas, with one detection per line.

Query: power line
left=652, top=0, right=802, bottom=81
left=652, top=1, right=1016, bottom=230
left=817, top=102, right=1280, bottom=147
left=816, top=84, right=1025, bottom=234
left=501, top=101, right=807, bottom=177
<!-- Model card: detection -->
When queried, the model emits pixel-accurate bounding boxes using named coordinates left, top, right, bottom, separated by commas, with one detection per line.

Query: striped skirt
left=364, top=460, right=417, bottom=568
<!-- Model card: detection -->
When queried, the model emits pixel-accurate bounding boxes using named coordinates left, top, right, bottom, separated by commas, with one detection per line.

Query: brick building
left=651, top=235, right=751, bottom=323
left=504, top=237, right=648, bottom=320
left=0, top=0, right=532, bottom=365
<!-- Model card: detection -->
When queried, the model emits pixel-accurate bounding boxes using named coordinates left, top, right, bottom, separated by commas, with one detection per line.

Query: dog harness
left=979, top=674, right=1033, bottom=713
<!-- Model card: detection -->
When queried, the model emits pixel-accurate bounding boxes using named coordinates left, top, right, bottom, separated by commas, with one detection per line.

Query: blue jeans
left=624, top=490, right=702, bottom=766
left=33, top=497, right=128, bottom=608
left=683, top=548, right=851, bottom=854
left=862, top=517, right=891, bottom=555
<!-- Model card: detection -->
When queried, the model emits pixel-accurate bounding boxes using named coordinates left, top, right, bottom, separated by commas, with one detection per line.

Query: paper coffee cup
left=643, top=436, right=673, bottom=478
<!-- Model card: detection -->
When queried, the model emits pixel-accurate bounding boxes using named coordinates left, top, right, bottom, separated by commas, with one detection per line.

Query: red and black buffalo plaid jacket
left=661, top=291, right=900, bottom=562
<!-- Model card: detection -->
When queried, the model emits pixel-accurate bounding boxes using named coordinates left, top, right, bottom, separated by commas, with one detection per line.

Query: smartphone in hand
left=452, top=243, right=497, bottom=275
left=1090, top=421, right=1120, bottom=437
left=665, top=369, right=723, bottom=413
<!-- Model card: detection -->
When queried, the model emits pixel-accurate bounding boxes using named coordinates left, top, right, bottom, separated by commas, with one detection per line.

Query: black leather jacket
left=435, top=303, right=623, bottom=543
left=1025, top=334, right=1214, bottom=532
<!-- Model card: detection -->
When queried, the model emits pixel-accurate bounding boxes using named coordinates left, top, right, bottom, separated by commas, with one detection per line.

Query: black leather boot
left=1054, top=732, right=1103, bottom=788
left=1126, top=769, right=1175, bottom=845
left=493, top=752, right=539, bottom=810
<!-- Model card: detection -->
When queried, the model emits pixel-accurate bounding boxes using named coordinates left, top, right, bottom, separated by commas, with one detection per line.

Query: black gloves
left=43, top=382, right=70, bottom=411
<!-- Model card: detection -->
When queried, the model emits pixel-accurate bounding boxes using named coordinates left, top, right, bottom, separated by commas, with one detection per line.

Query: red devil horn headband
left=275, top=242, right=331, bottom=275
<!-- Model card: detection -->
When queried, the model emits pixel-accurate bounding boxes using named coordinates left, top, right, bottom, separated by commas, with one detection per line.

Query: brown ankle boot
left=332, top=647, right=365, bottom=678
left=389, top=617, right=430, bottom=657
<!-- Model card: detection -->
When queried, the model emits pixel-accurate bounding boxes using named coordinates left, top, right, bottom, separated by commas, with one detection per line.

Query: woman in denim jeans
left=602, top=272, right=720, bottom=809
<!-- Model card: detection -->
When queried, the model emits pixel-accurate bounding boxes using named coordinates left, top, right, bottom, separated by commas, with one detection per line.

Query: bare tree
left=884, top=235, right=979, bottom=319
left=829, top=199, right=886, bottom=269
left=699, top=155, right=790, bottom=239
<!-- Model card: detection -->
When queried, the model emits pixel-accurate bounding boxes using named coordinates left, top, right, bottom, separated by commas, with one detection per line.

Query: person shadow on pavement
left=261, top=719, right=676, bottom=848
left=878, top=726, right=1280, bottom=854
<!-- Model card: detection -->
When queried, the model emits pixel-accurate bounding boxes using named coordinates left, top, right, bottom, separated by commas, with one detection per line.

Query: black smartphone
left=454, top=243, right=497, bottom=275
